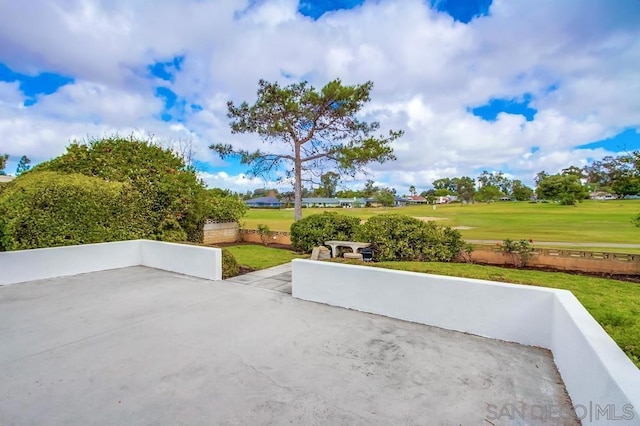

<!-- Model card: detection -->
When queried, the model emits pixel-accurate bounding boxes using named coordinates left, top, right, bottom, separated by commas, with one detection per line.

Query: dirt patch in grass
left=413, top=216, right=447, bottom=222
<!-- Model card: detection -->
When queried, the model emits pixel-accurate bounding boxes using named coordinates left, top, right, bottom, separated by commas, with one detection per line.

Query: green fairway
left=243, top=199, right=640, bottom=246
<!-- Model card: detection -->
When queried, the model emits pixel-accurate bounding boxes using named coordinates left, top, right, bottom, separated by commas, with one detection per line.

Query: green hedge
left=33, top=136, right=248, bottom=243
left=290, top=212, right=361, bottom=253
left=355, top=214, right=464, bottom=262
left=0, top=171, right=153, bottom=251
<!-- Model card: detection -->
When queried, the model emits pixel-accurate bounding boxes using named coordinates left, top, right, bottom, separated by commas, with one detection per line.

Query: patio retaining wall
left=0, top=240, right=223, bottom=285
left=291, top=259, right=640, bottom=424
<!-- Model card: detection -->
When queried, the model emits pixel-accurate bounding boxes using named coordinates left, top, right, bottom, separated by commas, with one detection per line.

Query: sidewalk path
left=467, top=240, right=640, bottom=249
left=224, top=262, right=292, bottom=294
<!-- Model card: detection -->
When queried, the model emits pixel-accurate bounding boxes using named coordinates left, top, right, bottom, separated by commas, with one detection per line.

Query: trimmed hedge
left=290, top=212, right=361, bottom=253
left=355, top=214, right=464, bottom=262
left=0, top=171, right=153, bottom=251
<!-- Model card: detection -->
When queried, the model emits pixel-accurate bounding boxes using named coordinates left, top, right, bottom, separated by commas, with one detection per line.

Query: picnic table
left=324, top=240, right=371, bottom=258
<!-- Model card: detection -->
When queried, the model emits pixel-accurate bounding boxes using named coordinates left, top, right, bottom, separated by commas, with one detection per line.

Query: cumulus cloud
left=0, top=0, right=638, bottom=191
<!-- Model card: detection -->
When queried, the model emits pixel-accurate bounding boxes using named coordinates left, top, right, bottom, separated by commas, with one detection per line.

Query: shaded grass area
left=367, top=260, right=640, bottom=368
left=243, top=200, right=640, bottom=246
left=224, top=244, right=306, bottom=270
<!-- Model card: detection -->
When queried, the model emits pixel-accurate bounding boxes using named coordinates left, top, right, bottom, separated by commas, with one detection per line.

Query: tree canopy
left=16, top=155, right=31, bottom=175
left=211, top=78, right=403, bottom=220
left=0, top=153, right=7, bottom=175
left=583, top=154, right=640, bottom=198
left=536, top=173, right=589, bottom=205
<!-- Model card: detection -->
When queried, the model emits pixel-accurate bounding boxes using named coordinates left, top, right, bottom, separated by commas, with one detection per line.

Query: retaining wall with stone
left=471, top=246, right=640, bottom=275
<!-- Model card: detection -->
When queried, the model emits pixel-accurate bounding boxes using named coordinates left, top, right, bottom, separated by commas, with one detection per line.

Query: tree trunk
left=294, top=142, right=303, bottom=221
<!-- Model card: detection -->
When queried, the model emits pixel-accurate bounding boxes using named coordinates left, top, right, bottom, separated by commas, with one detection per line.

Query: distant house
left=301, top=197, right=366, bottom=208
left=0, top=175, right=15, bottom=183
left=394, top=196, right=407, bottom=207
left=406, top=195, right=428, bottom=204
left=245, top=196, right=282, bottom=208
left=589, top=191, right=617, bottom=200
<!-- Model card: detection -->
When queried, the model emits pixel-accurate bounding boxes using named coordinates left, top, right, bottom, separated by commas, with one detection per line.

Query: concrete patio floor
left=0, top=266, right=577, bottom=425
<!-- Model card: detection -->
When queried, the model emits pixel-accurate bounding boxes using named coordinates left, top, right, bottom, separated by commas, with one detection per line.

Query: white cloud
left=198, top=171, right=291, bottom=193
left=0, top=0, right=638, bottom=190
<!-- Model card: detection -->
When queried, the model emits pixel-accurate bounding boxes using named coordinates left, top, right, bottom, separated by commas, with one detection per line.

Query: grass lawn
left=366, top=260, right=640, bottom=368
left=242, top=199, right=640, bottom=246
left=224, top=244, right=306, bottom=270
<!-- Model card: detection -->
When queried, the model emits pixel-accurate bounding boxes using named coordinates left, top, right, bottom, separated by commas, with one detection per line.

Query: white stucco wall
left=0, top=240, right=222, bottom=285
left=291, top=259, right=640, bottom=424
left=0, top=241, right=141, bottom=285
left=141, top=240, right=221, bottom=281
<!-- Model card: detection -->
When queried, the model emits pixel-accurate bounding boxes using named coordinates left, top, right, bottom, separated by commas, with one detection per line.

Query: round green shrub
left=0, top=171, right=153, bottom=251
left=290, top=212, right=361, bottom=253
left=221, top=248, right=240, bottom=278
left=355, top=214, right=465, bottom=262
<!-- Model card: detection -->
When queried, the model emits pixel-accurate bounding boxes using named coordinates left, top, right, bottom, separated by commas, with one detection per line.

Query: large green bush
left=290, top=212, right=361, bottom=253
left=355, top=214, right=464, bottom=262
left=0, top=171, right=153, bottom=251
left=32, top=136, right=247, bottom=244
left=35, top=136, right=206, bottom=241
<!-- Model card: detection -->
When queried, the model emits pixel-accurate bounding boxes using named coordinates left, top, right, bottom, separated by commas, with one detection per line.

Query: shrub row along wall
left=471, top=246, right=640, bottom=275
left=203, top=225, right=640, bottom=275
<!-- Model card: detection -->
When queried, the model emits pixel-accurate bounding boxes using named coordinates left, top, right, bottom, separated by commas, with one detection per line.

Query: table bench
left=324, top=240, right=371, bottom=258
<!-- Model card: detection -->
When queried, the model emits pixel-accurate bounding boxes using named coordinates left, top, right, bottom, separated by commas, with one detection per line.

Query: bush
left=34, top=135, right=213, bottom=242
left=355, top=214, right=465, bottom=262
left=497, top=239, right=536, bottom=267
left=221, top=248, right=240, bottom=278
left=257, top=224, right=274, bottom=246
left=290, top=212, right=361, bottom=253
left=0, top=171, right=153, bottom=251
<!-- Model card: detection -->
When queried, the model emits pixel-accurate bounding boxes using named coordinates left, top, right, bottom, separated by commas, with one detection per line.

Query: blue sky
left=1, top=0, right=639, bottom=192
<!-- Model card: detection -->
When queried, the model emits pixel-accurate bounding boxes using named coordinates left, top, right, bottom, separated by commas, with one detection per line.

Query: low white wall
left=141, top=241, right=221, bottom=281
left=550, top=292, right=640, bottom=423
left=0, top=240, right=222, bottom=285
left=292, top=259, right=640, bottom=424
left=0, top=241, right=141, bottom=285
left=292, top=259, right=556, bottom=347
